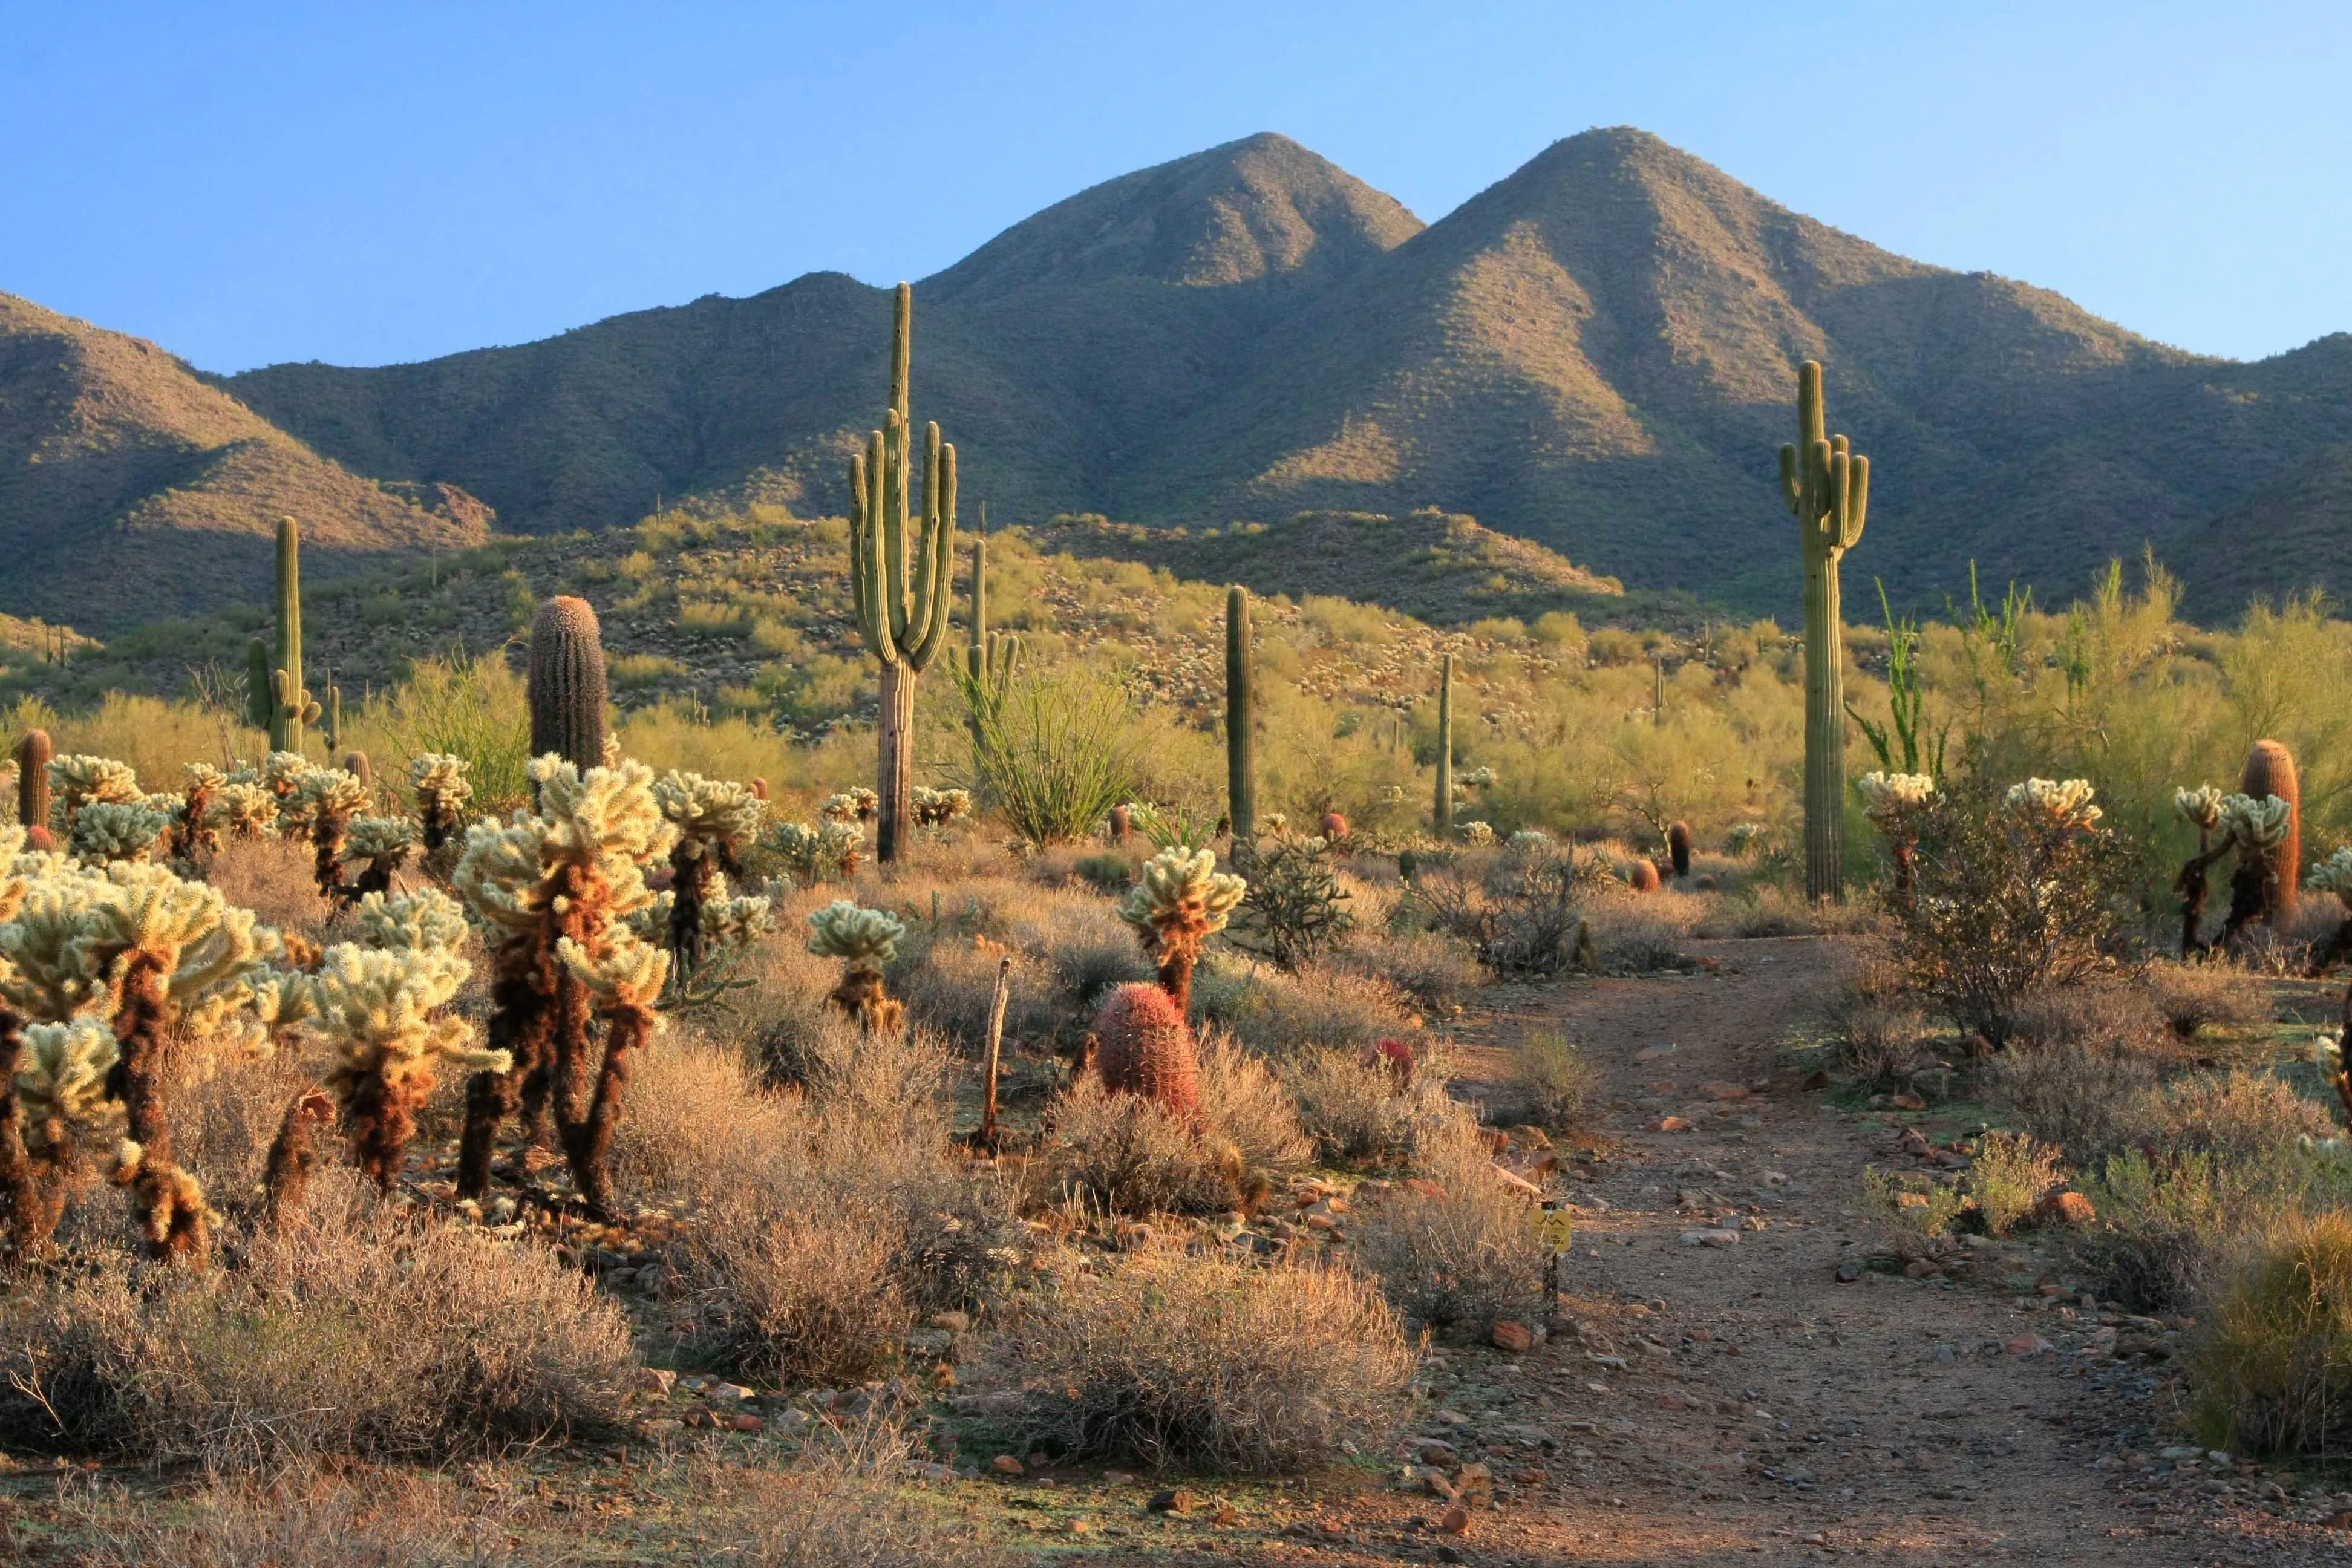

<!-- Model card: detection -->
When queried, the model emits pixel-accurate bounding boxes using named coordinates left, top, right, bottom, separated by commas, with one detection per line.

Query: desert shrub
left=1405, top=846, right=1605, bottom=976
left=1002, top=1250, right=1412, bottom=1473
left=1967, top=1132, right=2067, bottom=1236
left=204, top=834, right=333, bottom=939
left=2073, top=1146, right=2349, bottom=1312
left=1194, top=959, right=1418, bottom=1059
left=1832, top=999, right=1933, bottom=1086
left=359, top=653, right=533, bottom=811
left=2189, top=1213, right=2352, bottom=1457
left=895, top=934, right=1063, bottom=1056
left=0, top=1177, right=635, bottom=1463
left=1279, top=1045, right=1455, bottom=1163
left=1509, top=1030, right=1596, bottom=1128
left=57, top=1470, right=525, bottom=1568
left=1892, top=779, right=2137, bottom=1046
left=1860, top=1166, right=1968, bottom=1261
left=1583, top=890, right=1702, bottom=972
left=1008, top=894, right=1151, bottom=1010
left=1198, top=1034, right=1313, bottom=1176
left=2004, top=982, right=2172, bottom=1056
left=956, top=663, right=1141, bottom=845
left=1036, top=1050, right=1307, bottom=1218
left=1228, top=829, right=1354, bottom=969
left=2138, top=961, right=2273, bottom=1040
left=1352, top=1112, right=1544, bottom=1331
left=1990, top=1038, right=2164, bottom=1163
left=2152, top=1071, right=2337, bottom=1158
left=1327, top=928, right=1482, bottom=1011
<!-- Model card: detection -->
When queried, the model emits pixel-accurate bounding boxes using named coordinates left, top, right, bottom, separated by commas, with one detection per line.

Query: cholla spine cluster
left=808, top=899, right=904, bottom=1031
left=1117, top=846, right=1246, bottom=1012
left=2005, top=777, right=2102, bottom=830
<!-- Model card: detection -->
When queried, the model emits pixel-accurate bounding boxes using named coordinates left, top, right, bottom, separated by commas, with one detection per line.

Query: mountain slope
left=213, top=128, right=2352, bottom=619
left=0, top=293, right=491, bottom=631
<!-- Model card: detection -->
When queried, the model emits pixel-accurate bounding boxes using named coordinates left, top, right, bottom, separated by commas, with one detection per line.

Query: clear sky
left=4, top=2, right=2344, bottom=373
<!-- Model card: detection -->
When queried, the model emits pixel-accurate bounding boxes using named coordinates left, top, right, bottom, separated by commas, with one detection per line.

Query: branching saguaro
left=452, top=754, right=674, bottom=1218
left=848, top=282, right=958, bottom=864
left=1777, top=361, right=1870, bottom=902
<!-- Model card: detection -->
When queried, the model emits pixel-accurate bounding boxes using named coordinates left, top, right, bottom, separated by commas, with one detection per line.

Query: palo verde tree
left=848, top=282, right=959, bottom=864
left=1778, top=361, right=1871, bottom=902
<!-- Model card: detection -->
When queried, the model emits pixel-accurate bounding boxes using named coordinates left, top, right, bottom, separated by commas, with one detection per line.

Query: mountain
left=0, top=293, right=492, bottom=632
left=112, top=129, right=2352, bottom=621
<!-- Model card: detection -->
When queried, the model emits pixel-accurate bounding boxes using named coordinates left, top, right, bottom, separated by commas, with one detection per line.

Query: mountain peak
left=927, top=132, right=1422, bottom=301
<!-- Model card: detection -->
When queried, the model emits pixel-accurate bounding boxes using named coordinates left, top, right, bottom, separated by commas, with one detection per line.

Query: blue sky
left=4, top=2, right=2345, bottom=373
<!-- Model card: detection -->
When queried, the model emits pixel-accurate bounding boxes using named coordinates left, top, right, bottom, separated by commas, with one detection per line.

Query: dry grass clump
left=203, top=834, right=335, bottom=939
left=0, top=1175, right=635, bottom=1463
left=1583, top=887, right=1702, bottom=972
left=1036, top=1079, right=1252, bottom=1217
left=1199, top=1034, right=1314, bottom=1174
left=1194, top=959, right=1419, bottom=1059
left=2149, top=1071, right=2336, bottom=1160
left=56, top=1469, right=524, bottom=1568
left=2190, top=1212, right=2352, bottom=1457
left=1966, top=1131, right=2067, bottom=1236
left=2135, top=960, right=2273, bottom=1040
left=1002, top=1249, right=1413, bottom=1474
left=1280, top=1044, right=1457, bottom=1163
left=1328, top=927, right=1481, bottom=1011
left=1990, top=1038, right=2164, bottom=1164
left=1818, top=942, right=1932, bottom=1085
left=895, top=935, right=1063, bottom=1054
left=661, top=1026, right=1021, bottom=1387
left=1508, top=1030, right=1596, bottom=1128
left=1351, top=1111, right=1545, bottom=1332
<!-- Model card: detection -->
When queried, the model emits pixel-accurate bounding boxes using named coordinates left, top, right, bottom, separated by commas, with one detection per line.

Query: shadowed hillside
left=0, top=293, right=491, bottom=631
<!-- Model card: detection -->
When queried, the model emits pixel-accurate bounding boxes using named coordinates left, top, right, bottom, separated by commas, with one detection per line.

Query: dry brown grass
left=2135, top=960, right=2274, bottom=1040
left=2145, top=1071, right=2336, bottom=1159
left=1507, top=1029, right=1598, bottom=1128
left=1194, top=958, right=1419, bottom=1059
left=1990, top=1039, right=2165, bottom=1163
left=0, top=1173, right=636, bottom=1464
left=1001, top=1249, right=1413, bottom=1473
left=1351, top=1111, right=1546, bottom=1333
left=1327, top=927, right=1482, bottom=1011
left=205, top=835, right=334, bottom=941
left=1034, top=1079, right=1251, bottom=1217
left=1279, top=1044, right=1457, bottom=1163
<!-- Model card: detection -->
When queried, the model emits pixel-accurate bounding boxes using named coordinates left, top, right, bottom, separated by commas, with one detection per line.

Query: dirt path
left=1375, top=933, right=2345, bottom=1568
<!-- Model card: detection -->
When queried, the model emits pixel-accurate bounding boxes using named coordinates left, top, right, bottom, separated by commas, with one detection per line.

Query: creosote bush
left=1004, top=1250, right=1413, bottom=1474
left=1509, top=1030, right=1596, bottom=1128
left=1351, top=1110, right=1544, bottom=1331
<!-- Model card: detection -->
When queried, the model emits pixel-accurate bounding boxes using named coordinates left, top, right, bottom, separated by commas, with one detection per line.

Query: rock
left=1103, top=1470, right=1136, bottom=1484
left=634, top=1367, right=678, bottom=1397
left=2004, top=1333, right=2054, bottom=1356
left=1654, top=1116, right=1694, bottom=1132
left=1512, top=1466, right=1547, bottom=1485
left=2033, top=1191, right=2097, bottom=1227
left=708, top=1382, right=754, bottom=1402
left=1423, top=1469, right=1460, bottom=1501
left=1699, top=1082, right=1750, bottom=1102
left=1491, top=1319, right=1534, bottom=1353
left=1835, top=1259, right=1863, bottom=1282
left=1148, top=1488, right=1194, bottom=1513
left=1413, top=1439, right=1459, bottom=1465
left=1492, top=1165, right=1544, bottom=1200
left=991, top=1454, right=1025, bottom=1475
left=771, top=1409, right=813, bottom=1436
left=1892, top=1092, right=1927, bottom=1111
left=930, top=1310, right=971, bottom=1334
left=1802, top=1070, right=1830, bottom=1091
left=1635, top=1044, right=1676, bottom=1062
left=1438, top=1503, right=1472, bottom=1535
left=1681, top=1229, right=1740, bottom=1247
left=726, top=1412, right=765, bottom=1433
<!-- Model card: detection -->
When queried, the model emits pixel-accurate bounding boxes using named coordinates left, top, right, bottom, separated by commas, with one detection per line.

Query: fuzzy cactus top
left=1857, top=771, right=1937, bottom=820
left=806, top=900, right=904, bottom=969
left=11, top=1016, right=120, bottom=1151
left=454, top=756, right=677, bottom=939
left=2174, top=785, right=2226, bottom=832
left=2005, top=777, right=2102, bottom=829
left=409, top=752, right=474, bottom=812
left=2220, top=792, right=2292, bottom=852
left=46, top=754, right=142, bottom=831
left=2307, top=846, right=2352, bottom=907
left=339, top=815, right=417, bottom=868
left=1117, top=846, right=1247, bottom=952
left=654, top=770, right=765, bottom=852
left=69, top=800, right=172, bottom=864
left=304, top=940, right=503, bottom=1094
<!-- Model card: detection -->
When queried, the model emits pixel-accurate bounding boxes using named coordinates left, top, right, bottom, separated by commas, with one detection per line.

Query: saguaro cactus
left=1777, top=361, right=1870, bottom=902
left=1433, top=653, right=1455, bottom=837
left=1226, top=587, right=1256, bottom=846
left=14, top=730, right=50, bottom=831
left=961, top=505, right=1021, bottom=690
left=528, top=597, right=610, bottom=769
left=246, top=517, right=321, bottom=754
left=848, top=281, right=958, bottom=864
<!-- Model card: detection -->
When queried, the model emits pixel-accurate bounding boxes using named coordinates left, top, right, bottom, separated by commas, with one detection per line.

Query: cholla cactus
left=352, top=886, right=471, bottom=952
left=911, top=785, right=972, bottom=827
left=1508, top=829, right=1553, bottom=853
left=304, top=936, right=502, bottom=1190
left=449, top=753, right=677, bottom=1214
left=765, top=817, right=864, bottom=883
left=287, top=768, right=369, bottom=898
left=819, top=787, right=878, bottom=824
left=47, top=754, right=141, bottom=835
left=653, top=771, right=765, bottom=979
left=409, top=753, right=474, bottom=863
left=0, top=1016, right=120, bottom=1251
left=554, top=928, right=668, bottom=1181
left=2178, top=791, right=2296, bottom=956
left=1459, top=820, right=1495, bottom=845
left=807, top=900, right=905, bottom=1030
left=214, top=780, right=278, bottom=840
left=2221, top=792, right=2291, bottom=851
left=336, top=815, right=416, bottom=905
left=260, top=750, right=310, bottom=828
left=2174, top=786, right=2226, bottom=836
left=172, top=763, right=227, bottom=861
left=2307, top=848, right=2352, bottom=977
left=69, top=799, right=172, bottom=865
left=1858, top=771, right=1938, bottom=903
left=2005, top=777, right=2102, bottom=830
left=1116, top=846, right=1246, bottom=1011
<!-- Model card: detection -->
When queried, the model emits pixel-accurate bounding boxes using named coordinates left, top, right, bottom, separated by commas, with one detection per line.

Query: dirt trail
left=1350, top=933, right=2344, bottom=1568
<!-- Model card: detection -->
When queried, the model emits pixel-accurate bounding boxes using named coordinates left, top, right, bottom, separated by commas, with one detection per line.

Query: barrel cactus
left=1092, top=981, right=1201, bottom=1120
left=14, top=729, right=51, bottom=831
left=807, top=900, right=906, bottom=1031
left=2241, top=740, right=2301, bottom=929
left=1116, top=846, right=1246, bottom=1013
left=527, top=596, right=611, bottom=770
left=1667, top=821, right=1693, bottom=879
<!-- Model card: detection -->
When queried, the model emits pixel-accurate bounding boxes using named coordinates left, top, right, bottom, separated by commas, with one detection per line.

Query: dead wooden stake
left=977, top=955, right=1011, bottom=1153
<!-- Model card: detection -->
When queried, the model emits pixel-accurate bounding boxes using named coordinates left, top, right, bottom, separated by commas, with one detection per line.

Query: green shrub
left=1966, top=1132, right=2066, bottom=1236
left=1510, top=1030, right=1596, bottom=1128
left=956, top=663, right=1142, bottom=845
left=2190, top=1212, right=2352, bottom=1456
left=1230, top=829, right=1354, bottom=969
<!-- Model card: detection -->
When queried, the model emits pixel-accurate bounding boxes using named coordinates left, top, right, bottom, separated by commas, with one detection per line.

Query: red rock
left=1491, top=1319, right=1534, bottom=1353
left=1699, top=1082, right=1750, bottom=1102
left=2004, top=1333, right=2054, bottom=1356
left=1802, top=1070, right=1831, bottom=1091
left=1892, top=1092, right=1927, bottom=1111
left=2033, top=1191, right=2097, bottom=1227
left=1439, top=1504, right=1472, bottom=1535
left=727, top=1412, right=765, bottom=1433
left=991, top=1454, right=1025, bottom=1475
left=1653, top=1116, right=1694, bottom=1132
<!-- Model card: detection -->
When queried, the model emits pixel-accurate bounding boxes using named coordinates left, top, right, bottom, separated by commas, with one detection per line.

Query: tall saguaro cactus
left=1433, top=653, right=1455, bottom=837
left=849, top=282, right=958, bottom=864
left=1226, top=587, right=1256, bottom=845
left=1777, top=361, right=1871, bottom=903
left=246, top=516, right=321, bottom=754
left=963, top=502, right=1021, bottom=687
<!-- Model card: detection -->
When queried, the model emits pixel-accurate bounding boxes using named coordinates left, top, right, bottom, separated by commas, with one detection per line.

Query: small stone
left=1835, top=1259, right=1863, bottom=1282
left=708, top=1382, right=754, bottom=1402
left=1892, top=1091, right=1927, bottom=1111
left=1654, top=1116, right=1694, bottom=1132
left=2033, top=1191, right=2097, bottom=1227
left=726, top=1412, right=765, bottom=1433
left=1148, top=1487, right=1194, bottom=1513
left=1438, top=1503, right=1472, bottom=1535
left=930, top=1310, right=971, bottom=1334
left=1681, top=1228, right=1739, bottom=1247
left=991, top=1454, right=1025, bottom=1475
left=634, top=1367, right=677, bottom=1396
left=1491, top=1319, right=1534, bottom=1353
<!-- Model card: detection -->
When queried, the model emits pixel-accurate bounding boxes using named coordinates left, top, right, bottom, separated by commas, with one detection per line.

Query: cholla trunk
left=826, top=963, right=904, bottom=1034
left=0, top=1010, right=44, bottom=1253
left=343, top=856, right=397, bottom=907
left=312, top=808, right=351, bottom=901
left=111, top=953, right=207, bottom=1263
left=264, top=1089, right=335, bottom=1226
left=668, top=841, right=713, bottom=978
left=348, top=1071, right=425, bottom=1192
left=566, top=1005, right=647, bottom=1220
left=173, top=782, right=215, bottom=863
left=2220, top=858, right=2275, bottom=952
left=1890, top=840, right=1915, bottom=906
left=1155, top=939, right=1200, bottom=1016
left=457, top=946, right=557, bottom=1201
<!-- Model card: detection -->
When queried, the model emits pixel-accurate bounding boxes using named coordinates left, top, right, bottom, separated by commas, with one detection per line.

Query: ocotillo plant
left=1433, top=653, right=1455, bottom=837
left=2243, top=739, right=2301, bottom=929
left=246, top=517, right=321, bottom=754
left=528, top=597, right=610, bottom=769
left=13, top=730, right=50, bottom=835
left=848, top=282, right=958, bottom=864
left=1227, top=586, right=1256, bottom=848
left=1777, top=361, right=1870, bottom=901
